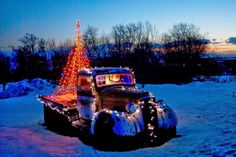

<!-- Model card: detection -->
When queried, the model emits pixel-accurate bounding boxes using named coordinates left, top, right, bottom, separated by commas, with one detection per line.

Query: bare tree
left=83, top=25, right=101, bottom=59
left=19, top=33, right=38, bottom=55
left=112, top=24, right=126, bottom=57
left=161, top=23, right=208, bottom=61
left=14, top=34, right=39, bottom=76
left=51, top=39, right=72, bottom=75
left=46, top=38, right=56, bottom=66
left=38, top=38, right=47, bottom=56
left=99, top=33, right=111, bottom=58
left=159, top=23, right=210, bottom=82
left=13, top=34, right=52, bottom=79
left=111, top=22, right=158, bottom=58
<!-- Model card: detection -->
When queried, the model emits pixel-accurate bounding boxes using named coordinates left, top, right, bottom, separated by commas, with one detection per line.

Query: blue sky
left=0, top=0, right=236, bottom=49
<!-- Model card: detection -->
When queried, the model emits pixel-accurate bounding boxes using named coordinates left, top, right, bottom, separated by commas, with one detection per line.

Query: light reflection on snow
left=0, top=127, right=78, bottom=156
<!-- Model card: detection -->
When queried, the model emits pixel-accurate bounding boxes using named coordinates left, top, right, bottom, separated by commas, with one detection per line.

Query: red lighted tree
left=52, top=21, right=90, bottom=96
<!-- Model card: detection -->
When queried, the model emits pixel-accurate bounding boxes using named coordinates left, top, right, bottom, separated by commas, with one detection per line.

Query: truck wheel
left=94, top=112, right=114, bottom=139
left=169, top=127, right=176, bottom=137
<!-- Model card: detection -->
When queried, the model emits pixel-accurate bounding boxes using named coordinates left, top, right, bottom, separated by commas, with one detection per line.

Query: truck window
left=78, top=76, right=92, bottom=91
left=95, top=73, right=134, bottom=87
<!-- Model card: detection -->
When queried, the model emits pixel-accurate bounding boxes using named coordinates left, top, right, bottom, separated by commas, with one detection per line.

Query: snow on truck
left=38, top=67, right=178, bottom=144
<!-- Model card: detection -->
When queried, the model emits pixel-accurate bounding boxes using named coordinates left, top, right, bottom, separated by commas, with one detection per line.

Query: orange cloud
left=208, top=42, right=236, bottom=54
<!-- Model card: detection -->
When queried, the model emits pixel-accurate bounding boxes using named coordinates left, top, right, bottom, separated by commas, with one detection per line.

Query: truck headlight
left=157, top=99, right=166, bottom=109
left=126, top=102, right=137, bottom=113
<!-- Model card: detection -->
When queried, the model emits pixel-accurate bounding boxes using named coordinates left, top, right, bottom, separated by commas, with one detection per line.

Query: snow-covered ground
left=0, top=79, right=236, bottom=156
left=0, top=79, right=52, bottom=99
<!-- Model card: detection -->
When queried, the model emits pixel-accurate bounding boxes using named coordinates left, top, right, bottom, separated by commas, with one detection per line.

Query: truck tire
left=169, top=127, right=176, bottom=137
left=94, top=111, right=114, bottom=139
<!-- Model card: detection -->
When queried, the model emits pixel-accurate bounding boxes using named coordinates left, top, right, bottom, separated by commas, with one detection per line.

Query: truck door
left=77, top=76, right=95, bottom=120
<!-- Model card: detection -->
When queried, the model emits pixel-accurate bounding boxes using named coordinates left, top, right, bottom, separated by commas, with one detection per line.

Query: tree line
left=0, top=22, right=226, bottom=91
left=83, top=22, right=223, bottom=83
left=0, top=34, right=73, bottom=90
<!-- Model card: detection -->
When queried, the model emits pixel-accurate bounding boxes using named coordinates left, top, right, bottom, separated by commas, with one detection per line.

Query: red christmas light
left=51, top=21, right=90, bottom=96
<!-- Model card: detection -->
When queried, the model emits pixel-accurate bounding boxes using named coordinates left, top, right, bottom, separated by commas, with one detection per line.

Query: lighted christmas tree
left=52, top=21, right=90, bottom=96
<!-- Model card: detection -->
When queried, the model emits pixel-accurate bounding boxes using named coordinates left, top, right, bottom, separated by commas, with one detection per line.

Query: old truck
left=38, top=67, right=177, bottom=144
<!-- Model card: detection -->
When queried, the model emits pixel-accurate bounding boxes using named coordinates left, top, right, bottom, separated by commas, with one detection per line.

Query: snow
left=0, top=78, right=53, bottom=99
left=0, top=79, right=236, bottom=156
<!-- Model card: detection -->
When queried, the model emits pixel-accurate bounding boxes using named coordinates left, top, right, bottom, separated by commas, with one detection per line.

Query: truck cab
left=77, top=68, right=147, bottom=120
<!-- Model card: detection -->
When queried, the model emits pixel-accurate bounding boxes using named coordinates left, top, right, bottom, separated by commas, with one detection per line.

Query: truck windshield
left=95, top=73, right=134, bottom=87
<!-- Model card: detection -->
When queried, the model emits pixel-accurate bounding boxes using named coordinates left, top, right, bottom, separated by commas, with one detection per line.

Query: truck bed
left=40, top=93, right=77, bottom=109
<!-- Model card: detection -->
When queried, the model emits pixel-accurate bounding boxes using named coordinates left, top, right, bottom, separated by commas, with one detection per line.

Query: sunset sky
left=208, top=42, right=236, bottom=54
left=0, top=0, right=236, bottom=53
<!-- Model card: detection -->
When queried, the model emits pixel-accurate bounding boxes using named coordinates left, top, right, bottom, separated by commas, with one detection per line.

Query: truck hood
left=100, top=86, right=150, bottom=100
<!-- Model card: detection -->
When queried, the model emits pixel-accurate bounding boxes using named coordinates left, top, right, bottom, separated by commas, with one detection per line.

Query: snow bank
left=0, top=79, right=53, bottom=99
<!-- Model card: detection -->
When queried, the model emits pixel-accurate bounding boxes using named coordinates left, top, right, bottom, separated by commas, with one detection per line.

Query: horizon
left=2, top=41, right=236, bottom=55
left=1, top=0, right=236, bottom=53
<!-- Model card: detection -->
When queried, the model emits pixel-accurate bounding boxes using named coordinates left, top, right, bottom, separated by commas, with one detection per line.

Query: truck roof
left=78, top=67, right=133, bottom=76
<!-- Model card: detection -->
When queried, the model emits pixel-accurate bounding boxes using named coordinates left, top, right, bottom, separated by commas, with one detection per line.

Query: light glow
left=51, top=21, right=90, bottom=97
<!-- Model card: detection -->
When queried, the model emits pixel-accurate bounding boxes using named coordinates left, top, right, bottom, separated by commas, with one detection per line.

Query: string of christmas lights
left=51, top=21, right=90, bottom=97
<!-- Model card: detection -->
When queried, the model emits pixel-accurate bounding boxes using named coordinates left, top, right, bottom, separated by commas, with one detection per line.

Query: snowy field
left=0, top=79, right=236, bottom=156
